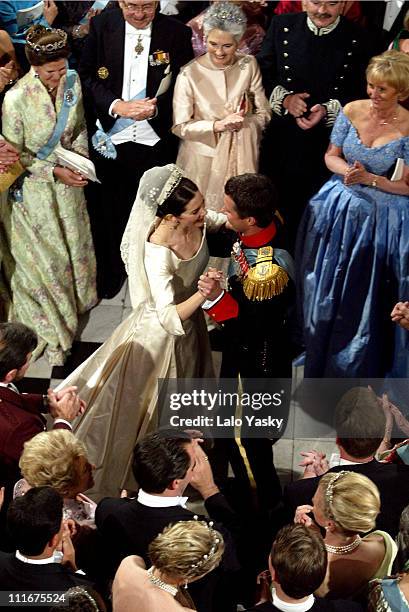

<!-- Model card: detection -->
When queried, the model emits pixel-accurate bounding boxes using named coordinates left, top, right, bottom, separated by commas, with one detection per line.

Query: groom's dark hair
left=132, top=430, right=192, bottom=493
left=225, top=173, right=278, bottom=228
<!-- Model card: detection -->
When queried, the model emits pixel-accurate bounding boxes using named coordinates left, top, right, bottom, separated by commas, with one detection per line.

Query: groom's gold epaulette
left=243, top=246, right=289, bottom=301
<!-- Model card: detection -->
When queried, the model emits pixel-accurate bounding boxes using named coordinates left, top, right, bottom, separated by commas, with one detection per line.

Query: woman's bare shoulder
left=343, top=99, right=369, bottom=120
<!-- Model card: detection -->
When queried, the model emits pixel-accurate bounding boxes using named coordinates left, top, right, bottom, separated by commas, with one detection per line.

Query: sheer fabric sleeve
left=144, top=243, right=185, bottom=336
left=330, top=111, right=350, bottom=148
left=205, top=210, right=227, bottom=232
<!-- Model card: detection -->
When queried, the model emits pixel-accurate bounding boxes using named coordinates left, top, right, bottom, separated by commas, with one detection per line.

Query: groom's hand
left=198, top=275, right=223, bottom=301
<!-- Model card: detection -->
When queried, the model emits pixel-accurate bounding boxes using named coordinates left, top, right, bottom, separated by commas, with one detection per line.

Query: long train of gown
left=57, top=223, right=215, bottom=500
left=298, top=111, right=409, bottom=378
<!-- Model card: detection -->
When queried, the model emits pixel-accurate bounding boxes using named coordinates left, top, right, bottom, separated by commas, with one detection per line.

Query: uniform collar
left=306, top=15, right=340, bottom=36
left=239, top=220, right=277, bottom=247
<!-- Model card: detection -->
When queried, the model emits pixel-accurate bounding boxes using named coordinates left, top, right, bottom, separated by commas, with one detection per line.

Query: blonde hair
left=319, top=471, right=380, bottom=534
left=19, top=430, right=88, bottom=496
left=366, top=50, right=409, bottom=100
left=149, top=520, right=224, bottom=581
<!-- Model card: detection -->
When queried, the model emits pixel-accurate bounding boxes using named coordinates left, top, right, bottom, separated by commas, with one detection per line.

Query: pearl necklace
left=325, top=535, right=361, bottom=555
left=147, top=567, right=178, bottom=596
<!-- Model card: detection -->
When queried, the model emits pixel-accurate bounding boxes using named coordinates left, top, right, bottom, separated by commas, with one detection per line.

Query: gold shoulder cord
left=243, top=246, right=289, bottom=301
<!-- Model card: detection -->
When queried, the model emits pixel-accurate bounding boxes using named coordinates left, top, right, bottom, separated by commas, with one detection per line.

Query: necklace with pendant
left=135, top=34, right=144, bottom=56
left=370, top=103, right=399, bottom=126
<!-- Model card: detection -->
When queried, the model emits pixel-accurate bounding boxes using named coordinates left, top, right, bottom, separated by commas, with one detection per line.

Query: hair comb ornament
left=325, top=470, right=348, bottom=518
left=190, top=516, right=221, bottom=572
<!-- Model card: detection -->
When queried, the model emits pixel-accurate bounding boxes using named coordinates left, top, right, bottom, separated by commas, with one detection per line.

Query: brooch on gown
left=92, top=128, right=117, bottom=159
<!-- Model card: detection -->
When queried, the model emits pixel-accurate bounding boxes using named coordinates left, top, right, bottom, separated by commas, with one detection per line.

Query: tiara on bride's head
left=146, top=164, right=184, bottom=208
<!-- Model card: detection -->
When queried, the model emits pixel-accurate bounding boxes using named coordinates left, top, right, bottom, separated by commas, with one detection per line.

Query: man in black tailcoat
left=79, top=1, right=193, bottom=297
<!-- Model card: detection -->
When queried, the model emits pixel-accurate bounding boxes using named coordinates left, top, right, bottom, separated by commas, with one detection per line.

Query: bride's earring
left=34, top=73, right=40, bottom=79
left=173, top=220, right=180, bottom=230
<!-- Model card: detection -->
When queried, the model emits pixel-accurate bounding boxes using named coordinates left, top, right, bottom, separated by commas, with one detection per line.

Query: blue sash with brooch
left=91, top=88, right=146, bottom=160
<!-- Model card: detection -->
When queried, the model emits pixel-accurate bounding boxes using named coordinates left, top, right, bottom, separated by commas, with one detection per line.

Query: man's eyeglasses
left=121, top=2, right=156, bottom=13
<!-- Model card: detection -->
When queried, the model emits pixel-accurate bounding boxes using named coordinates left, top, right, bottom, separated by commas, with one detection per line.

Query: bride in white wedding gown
left=58, top=164, right=226, bottom=499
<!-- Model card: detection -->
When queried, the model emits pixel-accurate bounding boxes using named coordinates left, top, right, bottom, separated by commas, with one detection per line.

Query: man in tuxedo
left=0, top=487, right=92, bottom=598
left=244, top=524, right=362, bottom=612
left=79, top=0, right=193, bottom=298
left=96, top=430, right=240, bottom=612
left=283, top=388, right=409, bottom=537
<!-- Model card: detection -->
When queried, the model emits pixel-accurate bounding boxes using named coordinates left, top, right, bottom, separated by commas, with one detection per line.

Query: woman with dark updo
left=58, top=164, right=226, bottom=499
left=0, top=25, right=97, bottom=364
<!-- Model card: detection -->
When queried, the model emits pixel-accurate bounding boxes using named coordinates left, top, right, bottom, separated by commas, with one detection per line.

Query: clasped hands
left=391, top=301, right=409, bottom=331
left=47, top=385, right=86, bottom=422
left=344, top=160, right=372, bottom=186
left=198, top=267, right=224, bottom=301
left=214, top=111, right=244, bottom=134
left=112, top=97, right=157, bottom=121
left=284, top=92, right=326, bottom=130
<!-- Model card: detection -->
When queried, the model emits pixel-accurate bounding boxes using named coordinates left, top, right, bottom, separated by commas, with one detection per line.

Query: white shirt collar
left=306, top=15, right=340, bottom=36
left=137, top=489, right=188, bottom=509
left=16, top=551, right=57, bottom=565
left=272, top=588, right=315, bottom=612
left=125, top=21, right=152, bottom=37
left=0, top=381, right=19, bottom=393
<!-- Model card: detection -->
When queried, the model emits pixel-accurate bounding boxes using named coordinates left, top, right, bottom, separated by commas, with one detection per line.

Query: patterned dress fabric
left=0, top=68, right=97, bottom=365
left=298, top=111, right=409, bottom=378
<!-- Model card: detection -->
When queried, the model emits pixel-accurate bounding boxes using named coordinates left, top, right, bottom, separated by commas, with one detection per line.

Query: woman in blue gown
left=298, top=51, right=409, bottom=378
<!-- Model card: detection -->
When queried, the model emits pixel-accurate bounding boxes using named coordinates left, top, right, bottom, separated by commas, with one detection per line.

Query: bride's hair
left=156, top=177, right=199, bottom=219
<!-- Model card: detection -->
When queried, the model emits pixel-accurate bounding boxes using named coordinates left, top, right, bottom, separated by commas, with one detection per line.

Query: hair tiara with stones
left=26, top=26, right=68, bottom=54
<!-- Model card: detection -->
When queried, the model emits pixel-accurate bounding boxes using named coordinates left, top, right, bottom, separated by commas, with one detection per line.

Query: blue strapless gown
left=299, top=111, right=409, bottom=378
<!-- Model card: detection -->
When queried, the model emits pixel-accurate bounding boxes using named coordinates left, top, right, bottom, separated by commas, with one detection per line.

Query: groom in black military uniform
left=79, top=1, right=193, bottom=298
left=199, top=173, right=295, bottom=513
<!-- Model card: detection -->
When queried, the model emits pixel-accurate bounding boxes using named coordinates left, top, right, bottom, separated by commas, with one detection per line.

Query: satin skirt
left=297, top=176, right=409, bottom=378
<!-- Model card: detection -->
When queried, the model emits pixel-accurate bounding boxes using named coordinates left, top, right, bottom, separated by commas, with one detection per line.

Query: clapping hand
left=391, top=301, right=409, bottom=331
left=0, top=140, right=19, bottom=172
left=344, top=160, right=372, bottom=186
left=214, top=111, right=244, bottom=133
left=296, top=104, right=326, bottom=130
left=0, top=60, right=18, bottom=93
left=44, top=0, right=58, bottom=25
left=112, top=98, right=157, bottom=121
left=299, top=449, right=329, bottom=478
